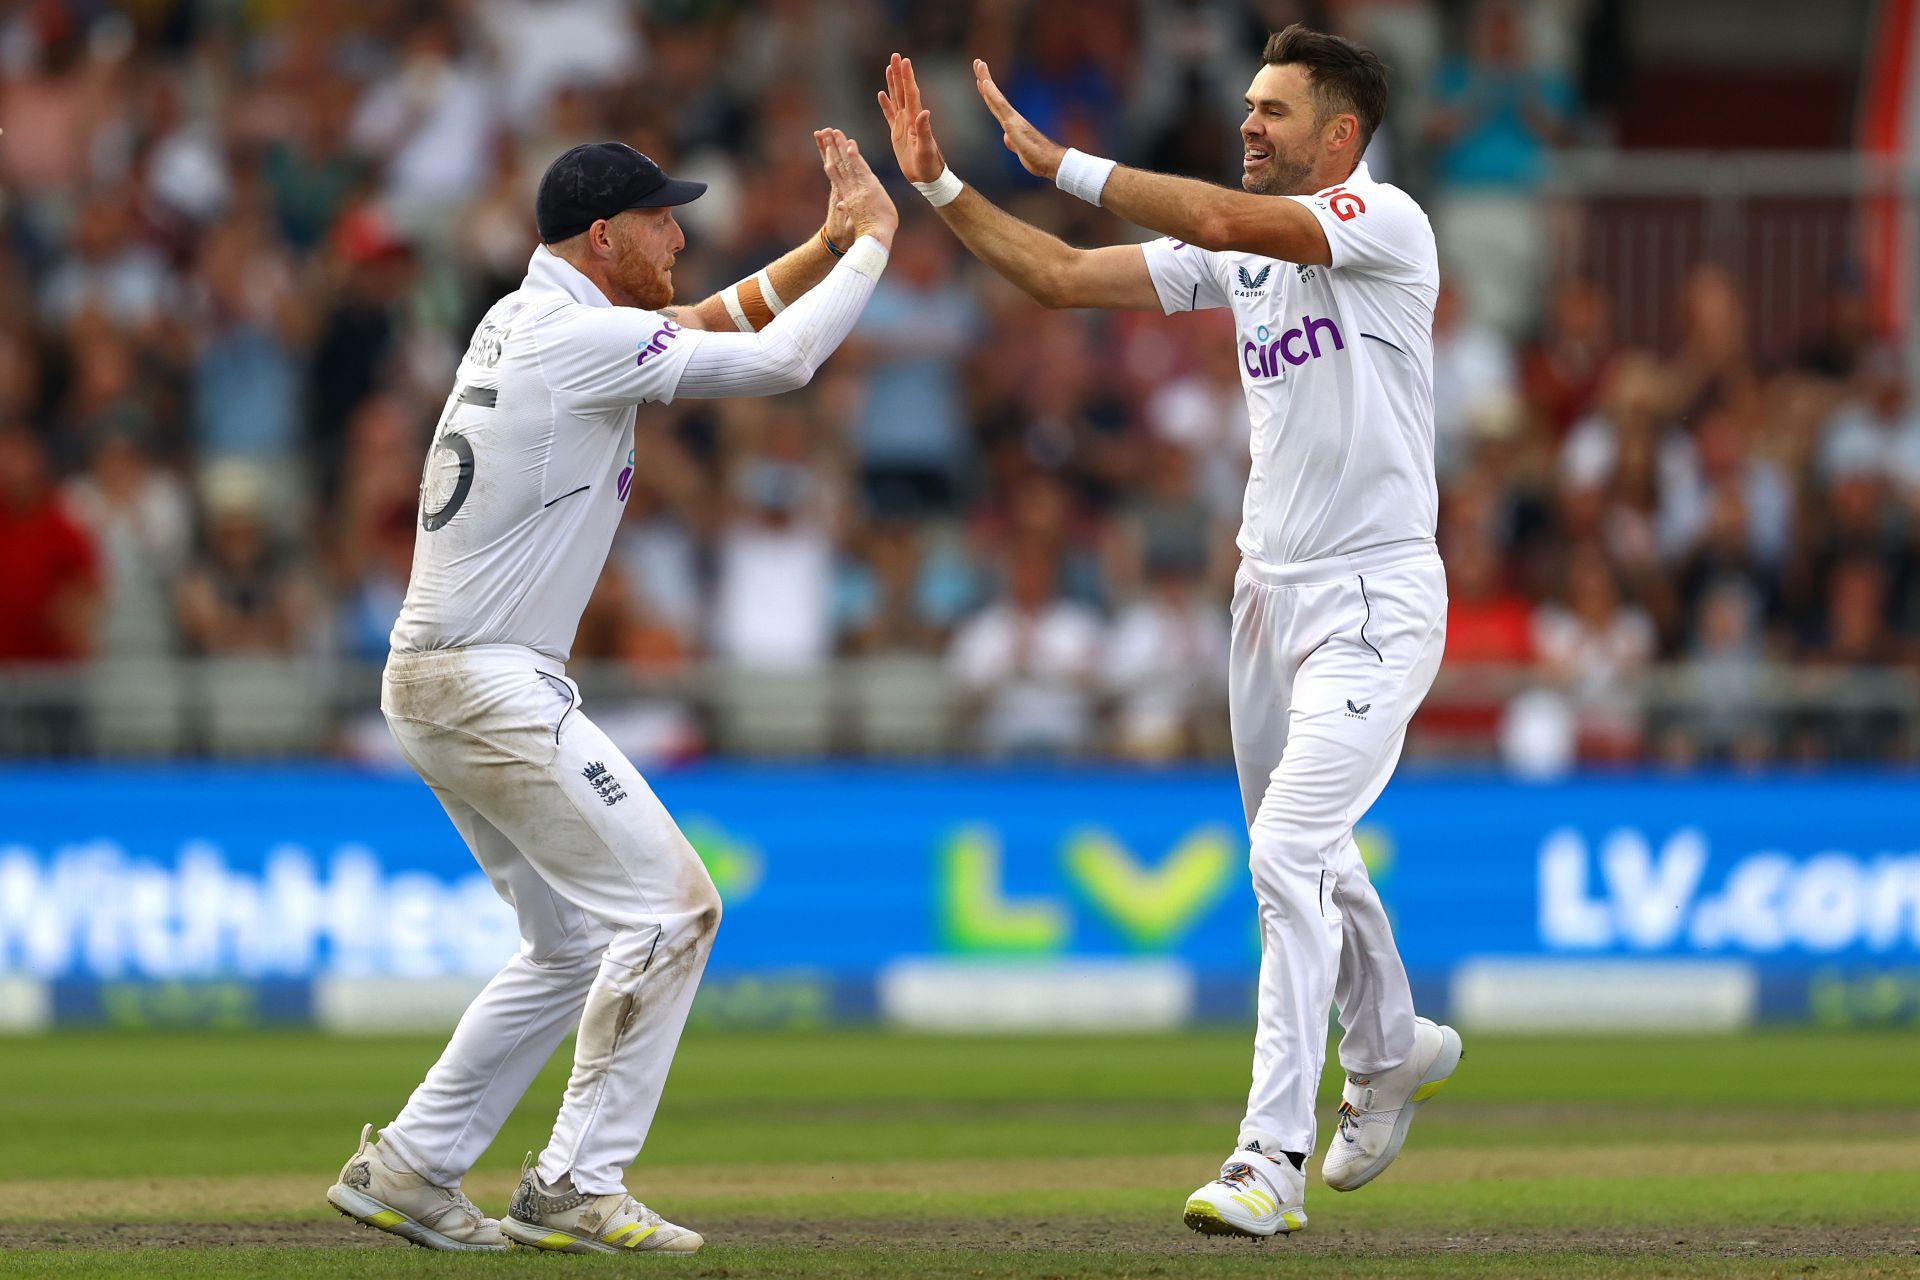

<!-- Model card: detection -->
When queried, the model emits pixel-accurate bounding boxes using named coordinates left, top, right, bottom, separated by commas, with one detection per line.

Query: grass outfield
left=0, top=1027, right=1916, bottom=1277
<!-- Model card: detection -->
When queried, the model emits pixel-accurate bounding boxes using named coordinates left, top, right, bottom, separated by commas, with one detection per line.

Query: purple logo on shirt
left=634, top=320, right=681, bottom=367
left=616, top=447, right=635, bottom=502
left=1242, top=315, right=1345, bottom=380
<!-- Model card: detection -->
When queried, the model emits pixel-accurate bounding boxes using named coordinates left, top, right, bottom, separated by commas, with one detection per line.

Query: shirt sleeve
left=1139, top=236, right=1230, bottom=315
left=537, top=304, right=704, bottom=411
left=1285, top=182, right=1436, bottom=285
left=542, top=237, right=888, bottom=410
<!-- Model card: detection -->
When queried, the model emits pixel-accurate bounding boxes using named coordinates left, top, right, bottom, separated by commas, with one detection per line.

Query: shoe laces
left=622, top=1195, right=667, bottom=1229
left=440, top=1185, right=489, bottom=1226
left=1336, top=1099, right=1362, bottom=1142
left=1217, top=1160, right=1265, bottom=1191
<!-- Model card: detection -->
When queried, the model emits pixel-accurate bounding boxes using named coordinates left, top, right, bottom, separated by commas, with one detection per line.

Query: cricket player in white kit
left=879, top=26, right=1461, bottom=1236
left=324, top=132, right=897, bottom=1254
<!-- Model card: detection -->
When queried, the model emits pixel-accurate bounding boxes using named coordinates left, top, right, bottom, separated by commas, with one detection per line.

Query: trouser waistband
left=1238, top=538, right=1439, bottom=587
left=384, top=643, right=567, bottom=681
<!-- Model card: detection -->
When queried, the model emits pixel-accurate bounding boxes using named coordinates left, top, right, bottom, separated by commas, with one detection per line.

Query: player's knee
left=675, top=841, right=723, bottom=938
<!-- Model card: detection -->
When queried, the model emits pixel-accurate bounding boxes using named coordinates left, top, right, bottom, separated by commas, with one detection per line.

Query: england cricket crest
left=582, top=761, right=628, bottom=806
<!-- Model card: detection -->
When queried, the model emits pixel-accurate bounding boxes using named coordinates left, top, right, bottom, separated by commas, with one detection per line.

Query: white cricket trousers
left=374, top=644, right=721, bottom=1196
left=1229, top=539, right=1446, bottom=1156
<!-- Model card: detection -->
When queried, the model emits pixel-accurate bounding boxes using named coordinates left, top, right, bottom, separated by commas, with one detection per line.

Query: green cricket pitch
left=0, top=1026, right=1915, bottom=1277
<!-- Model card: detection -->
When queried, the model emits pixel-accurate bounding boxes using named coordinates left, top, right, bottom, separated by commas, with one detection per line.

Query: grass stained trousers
left=376, top=644, right=720, bottom=1196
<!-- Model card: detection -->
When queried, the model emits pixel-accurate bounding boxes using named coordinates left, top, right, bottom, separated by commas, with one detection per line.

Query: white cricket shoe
left=326, top=1123, right=508, bottom=1251
left=1322, top=1016, right=1464, bottom=1191
left=1183, top=1142, right=1308, bottom=1237
left=503, top=1160, right=705, bottom=1254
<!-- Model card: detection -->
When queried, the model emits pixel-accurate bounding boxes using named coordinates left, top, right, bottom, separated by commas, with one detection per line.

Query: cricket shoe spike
left=502, top=1156, right=704, bottom=1254
left=1183, top=1140, right=1307, bottom=1237
left=1323, top=1016, right=1464, bottom=1191
left=326, top=1123, right=508, bottom=1251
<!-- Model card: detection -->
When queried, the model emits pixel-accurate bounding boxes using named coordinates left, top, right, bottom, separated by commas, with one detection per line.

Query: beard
left=1241, top=149, right=1314, bottom=197
left=607, top=223, right=676, bottom=308
left=617, top=261, right=674, bottom=310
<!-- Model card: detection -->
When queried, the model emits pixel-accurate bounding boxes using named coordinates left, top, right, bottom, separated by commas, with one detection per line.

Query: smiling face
left=1239, top=62, right=1349, bottom=196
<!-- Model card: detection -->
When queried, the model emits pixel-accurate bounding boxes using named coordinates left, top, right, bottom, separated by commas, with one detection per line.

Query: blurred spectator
left=1426, top=0, right=1573, bottom=335
left=1431, top=279, right=1516, bottom=479
left=39, top=185, right=178, bottom=333
left=1663, top=578, right=1771, bottom=769
left=1532, top=541, right=1655, bottom=762
left=1794, top=266, right=1876, bottom=384
left=1519, top=277, right=1612, bottom=440
left=949, top=546, right=1104, bottom=758
left=60, top=418, right=190, bottom=658
left=845, top=220, right=980, bottom=518
left=190, top=214, right=306, bottom=485
left=709, top=412, right=839, bottom=670
left=348, top=14, right=497, bottom=231
left=329, top=394, right=424, bottom=660
left=1423, top=530, right=1533, bottom=749
left=477, top=0, right=643, bottom=123
left=1819, top=346, right=1920, bottom=489
left=1104, top=562, right=1229, bottom=761
left=838, top=519, right=979, bottom=656
left=1145, top=311, right=1252, bottom=524
left=174, top=462, right=312, bottom=656
left=307, top=204, right=417, bottom=497
left=0, top=424, right=99, bottom=662
left=1664, top=265, right=1758, bottom=422
left=1795, top=557, right=1909, bottom=761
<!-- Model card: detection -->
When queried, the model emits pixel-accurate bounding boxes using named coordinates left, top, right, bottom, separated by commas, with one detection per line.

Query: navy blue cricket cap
left=534, top=142, right=706, bottom=244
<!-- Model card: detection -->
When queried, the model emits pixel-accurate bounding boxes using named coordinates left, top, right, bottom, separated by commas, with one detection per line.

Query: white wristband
left=911, top=166, right=965, bottom=208
left=1055, top=148, right=1117, bottom=206
left=842, top=235, right=889, bottom=283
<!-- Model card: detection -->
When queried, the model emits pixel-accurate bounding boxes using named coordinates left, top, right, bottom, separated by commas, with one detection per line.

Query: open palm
left=878, top=53, right=945, bottom=184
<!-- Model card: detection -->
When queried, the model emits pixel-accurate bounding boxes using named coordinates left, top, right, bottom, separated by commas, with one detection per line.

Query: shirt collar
left=523, top=244, right=613, bottom=309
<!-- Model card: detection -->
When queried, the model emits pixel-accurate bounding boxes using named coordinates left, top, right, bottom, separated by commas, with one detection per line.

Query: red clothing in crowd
left=1417, top=591, right=1537, bottom=744
left=0, top=495, right=98, bottom=660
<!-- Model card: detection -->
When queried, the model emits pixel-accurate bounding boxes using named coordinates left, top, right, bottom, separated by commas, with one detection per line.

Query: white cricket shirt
left=1141, top=162, right=1439, bottom=567
left=390, top=239, right=884, bottom=661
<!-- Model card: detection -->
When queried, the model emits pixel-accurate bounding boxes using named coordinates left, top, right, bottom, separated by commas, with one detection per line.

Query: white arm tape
left=911, top=166, right=965, bottom=208
left=1055, top=148, right=1117, bottom=206
left=756, top=268, right=786, bottom=315
left=842, top=235, right=888, bottom=283
left=720, top=284, right=753, bottom=332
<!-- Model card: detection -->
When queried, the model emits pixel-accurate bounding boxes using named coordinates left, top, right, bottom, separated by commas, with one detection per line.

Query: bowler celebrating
left=324, top=131, right=896, bottom=1254
left=880, top=27, right=1461, bottom=1236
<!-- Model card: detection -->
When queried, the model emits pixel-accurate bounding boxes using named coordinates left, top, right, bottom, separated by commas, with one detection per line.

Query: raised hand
left=813, top=129, right=856, bottom=244
left=877, top=53, right=945, bottom=184
left=973, top=59, right=1065, bottom=180
left=816, top=127, right=898, bottom=249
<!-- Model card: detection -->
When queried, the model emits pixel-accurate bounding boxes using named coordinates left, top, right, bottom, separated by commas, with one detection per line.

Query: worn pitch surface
left=0, top=1028, right=1915, bottom=1278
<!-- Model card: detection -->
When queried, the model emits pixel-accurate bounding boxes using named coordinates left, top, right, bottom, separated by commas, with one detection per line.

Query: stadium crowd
left=1, top=0, right=1916, bottom=765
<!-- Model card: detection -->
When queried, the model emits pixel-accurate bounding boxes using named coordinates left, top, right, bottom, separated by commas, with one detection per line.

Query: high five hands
left=971, top=58, right=1066, bottom=181
left=878, top=53, right=1067, bottom=184
left=812, top=126, right=898, bottom=247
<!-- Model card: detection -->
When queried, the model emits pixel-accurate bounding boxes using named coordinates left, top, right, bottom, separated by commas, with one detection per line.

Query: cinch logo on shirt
left=616, top=447, right=635, bottom=502
left=1242, top=315, right=1345, bottom=380
left=635, top=320, right=681, bottom=367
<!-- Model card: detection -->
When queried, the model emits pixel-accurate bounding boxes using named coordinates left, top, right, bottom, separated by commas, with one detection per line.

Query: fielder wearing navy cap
left=535, top=142, right=707, bottom=244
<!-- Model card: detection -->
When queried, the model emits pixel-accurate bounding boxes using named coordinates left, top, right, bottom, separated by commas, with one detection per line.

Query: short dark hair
left=1262, top=24, right=1389, bottom=152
